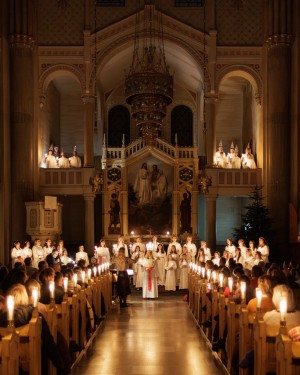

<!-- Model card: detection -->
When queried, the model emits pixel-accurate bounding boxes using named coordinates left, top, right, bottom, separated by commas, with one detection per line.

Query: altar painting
left=128, top=157, right=173, bottom=235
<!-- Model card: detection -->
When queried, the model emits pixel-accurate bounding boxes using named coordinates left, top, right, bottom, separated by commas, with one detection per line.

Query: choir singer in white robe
left=142, top=250, right=158, bottom=299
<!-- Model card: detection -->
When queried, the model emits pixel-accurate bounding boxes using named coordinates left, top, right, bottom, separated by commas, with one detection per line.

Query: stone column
left=205, top=97, right=218, bottom=166
left=9, top=0, right=36, bottom=241
left=84, top=194, right=95, bottom=255
left=265, top=0, right=293, bottom=252
left=172, top=191, right=180, bottom=235
left=82, top=96, right=94, bottom=167
left=206, top=195, right=217, bottom=250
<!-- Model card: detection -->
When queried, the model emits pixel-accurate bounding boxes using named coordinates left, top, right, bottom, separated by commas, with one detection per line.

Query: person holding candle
left=43, top=238, right=54, bottom=256
left=247, top=275, right=275, bottom=313
left=60, top=249, right=72, bottom=266
left=142, top=250, right=158, bottom=299
left=200, top=240, right=211, bottom=261
left=114, top=236, right=129, bottom=258
left=179, top=253, right=189, bottom=289
left=257, top=237, right=270, bottom=263
left=75, top=245, right=90, bottom=266
left=95, top=239, right=111, bottom=264
left=225, top=238, right=236, bottom=257
left=185, top=235, right=197, bottom=262
left=164, top=254, right=177, bottom=291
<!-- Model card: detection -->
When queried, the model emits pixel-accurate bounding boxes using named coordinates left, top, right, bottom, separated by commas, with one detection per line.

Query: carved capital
left=266, top=34, right=293, bottom=48
left=9, top=34, right=35, bottom=48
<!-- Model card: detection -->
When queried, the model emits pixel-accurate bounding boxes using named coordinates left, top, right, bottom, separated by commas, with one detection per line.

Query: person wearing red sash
left=142, top=250, right=158, bottom=299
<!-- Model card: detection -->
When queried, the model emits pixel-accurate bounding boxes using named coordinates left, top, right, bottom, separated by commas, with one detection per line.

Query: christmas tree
left=233, top=185, right=273, bottom=245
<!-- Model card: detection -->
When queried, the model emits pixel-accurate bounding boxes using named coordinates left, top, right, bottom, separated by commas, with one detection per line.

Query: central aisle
left=73, top=292, right=225, bottom=375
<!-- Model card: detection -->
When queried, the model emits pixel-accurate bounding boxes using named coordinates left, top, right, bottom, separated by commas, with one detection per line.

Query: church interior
left=1, top=0, right=300, bottom=374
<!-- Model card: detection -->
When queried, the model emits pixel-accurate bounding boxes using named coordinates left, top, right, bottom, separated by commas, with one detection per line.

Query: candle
left=87, top=269, right=92, bottom=280
left=49, top=281, right=55, bottom=299
left=32, top=287, right=38, bottom=308
left=63, top=277, right=68, bottom=293
left=197, top=266, right=201, bottom=275
left=201, top=267, right=205, bottom=279
left=81, top=271, right=86, bottom=284
left=7, top=295, right=14, bottom=321
left=73, top=274, right=78, bottom=289
left=219, top=273, right=224, bottom=288
left=280, top=298, right=287, bottom=322
left=93, top=266, right=97, bottom=277
left=212, top=271, right=217, bottom=283
left=240, top=281, right=246, bottom=302
left=256, top=288, right=262, bottom=309
left=98, top=265, right=101, bottom=275
left=228, top=277, right=233, bottom=293
left=207, top=269, right=211, bottom=281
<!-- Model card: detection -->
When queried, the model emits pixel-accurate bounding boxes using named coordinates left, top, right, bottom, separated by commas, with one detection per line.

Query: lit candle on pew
left=93, top=266, right=97, bottom=278
left=228, top=277, right=233, bottom=294
left=207, top=269, right=211, bottom=281
left=73, top=274, right=78, bottom=291
left=256, top=288, right=262, bottom=311
left=81, top=271, right=86, bottom=285
left=201, top=267, right=205, bottom=279
left=32, top=287, right=38, bottom=308
left=219, top=273, right=224, bottom=288
left=240, top=281, right=246, bottom=303
left=63, top=277, right=68, bottom=293
left=98, top=265, right=101, bottom=275
left=197, top=266, right=201, bottom=275
left=87, top=269, right=92, bottom=281
left=212, top=271, right=217, bottom=283
left=49, top=281, right=55, bottom=299
left=7, top=295, right=14, bottom=322
left=280, top=298, right=287, bottom=323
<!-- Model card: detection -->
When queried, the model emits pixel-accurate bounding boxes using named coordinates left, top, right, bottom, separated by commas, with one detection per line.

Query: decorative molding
left=215, top=63, right=262, bottom=102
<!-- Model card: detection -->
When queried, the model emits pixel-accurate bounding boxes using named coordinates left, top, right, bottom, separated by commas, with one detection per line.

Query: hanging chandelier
left=125, top=2, right=173, bottom=146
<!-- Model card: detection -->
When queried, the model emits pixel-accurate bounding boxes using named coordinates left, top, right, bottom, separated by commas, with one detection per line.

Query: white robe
left=142, top=258, right=158, bottom=298
left=185, top=243, right=197, bottom=262
left=58, top=156, right=70, bottom=168
left=95, top=246, right=110, bottom=263
left=22, top=247, right=32, bottom=259
left=179, top=260, right=188, bottom=289
left=155, top=252, right=166, bottom=286
left=75, top=251, right=89, bottom=265
left=11, top=247, right=23, bottom=266
left=135, top=258, right=144, bottom=289
left=164, top=260, right=177, bottom=291
left=32, top=245, right=45, bottom=268
left=167, top=242, right=182, bottom=256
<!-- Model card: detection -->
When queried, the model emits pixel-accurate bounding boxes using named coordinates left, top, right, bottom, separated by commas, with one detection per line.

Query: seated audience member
left=247, top=275, right=276, bottom=313
left=25, top=278, right=47, bottom=317
left=39, top=267, right=64, bottom=304
left=0, top=283, right=70, bottom=375
left=263, top=284, right=300, bottom=332
left=24, top=257, right=37, bottom=277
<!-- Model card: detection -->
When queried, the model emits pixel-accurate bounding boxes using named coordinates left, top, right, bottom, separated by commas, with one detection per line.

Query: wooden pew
left=239, top=308, right=255, bottom=375
left=69, top=293, right=79, bottom=345
left=78, top=289, right=87, bottom=346
left=218, top=293, right=227, bottom=343
left=211, top=288, right=219, bottom=342
left=253, top=320, right=277, bottom=375
left=44, top=305, right=58, bottom=375
left=0, top=316, right=42, bottom=375
left=276, top=333, right=300, bottom=375
left=227, top=301, right=241, bottom=373
left=0, top=331, right=19, bottom=375
left=56, top=301, right=70, bottom=348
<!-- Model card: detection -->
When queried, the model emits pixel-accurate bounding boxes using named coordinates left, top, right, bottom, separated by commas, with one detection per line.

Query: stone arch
left=39, top=64, right=85, bottom=105
left=215, top=65, right=263, bottom=105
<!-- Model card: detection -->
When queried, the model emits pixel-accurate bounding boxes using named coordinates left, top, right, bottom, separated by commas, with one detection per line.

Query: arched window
left=171, top=105, right=193, bottom=146
left=108, top=105, right=130, bottom=147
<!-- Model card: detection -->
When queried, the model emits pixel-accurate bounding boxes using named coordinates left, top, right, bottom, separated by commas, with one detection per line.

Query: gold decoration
left=198, top=169, right=212, bottom=194
left=125, top=4, right=173, bottom=146
left=90, top=172, right=103, bottom=193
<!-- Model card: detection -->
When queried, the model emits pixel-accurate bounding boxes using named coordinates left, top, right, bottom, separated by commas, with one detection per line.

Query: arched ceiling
left=97, top=40, right=203, bottom=96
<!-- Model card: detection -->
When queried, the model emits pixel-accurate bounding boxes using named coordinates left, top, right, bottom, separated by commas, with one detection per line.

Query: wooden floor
left=72, top=290, right=225, bottom=375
